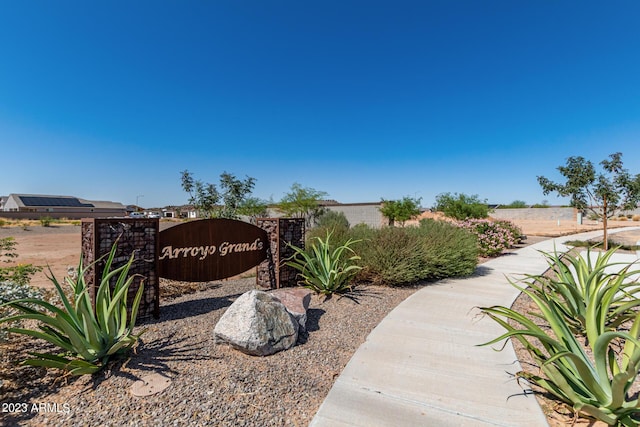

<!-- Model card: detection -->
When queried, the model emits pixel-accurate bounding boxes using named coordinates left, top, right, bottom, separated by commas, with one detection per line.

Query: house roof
left=7, top=193, right=125, bottom=210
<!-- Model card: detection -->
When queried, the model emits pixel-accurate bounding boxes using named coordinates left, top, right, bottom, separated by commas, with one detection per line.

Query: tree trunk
left=603, top=196, right=608, bottom=251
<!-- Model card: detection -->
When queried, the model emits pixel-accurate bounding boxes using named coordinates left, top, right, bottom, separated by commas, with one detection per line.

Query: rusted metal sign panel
left=159, top=219, right=269, bottom=282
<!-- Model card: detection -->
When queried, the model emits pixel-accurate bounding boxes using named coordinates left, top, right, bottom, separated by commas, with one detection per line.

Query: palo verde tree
left=180, top=170, right=257, bottom=219
left=537, top=152, right=640, bottom=249
left=237, top=196, right=270, bottom=224
left=277, top=183, right=328, bottom=227
left=434, top=192, right=489, bottom=220
left=379, top=196, right=422, bottom=227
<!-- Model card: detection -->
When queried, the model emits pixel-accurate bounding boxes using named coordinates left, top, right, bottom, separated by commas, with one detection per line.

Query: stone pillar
left=81, top=218, right=159, bottom=321
left=256, top=218, right=305, bottom=289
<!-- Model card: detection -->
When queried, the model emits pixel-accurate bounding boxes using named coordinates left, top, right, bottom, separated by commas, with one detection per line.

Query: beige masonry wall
left=489, top=207, right=577, bottom=221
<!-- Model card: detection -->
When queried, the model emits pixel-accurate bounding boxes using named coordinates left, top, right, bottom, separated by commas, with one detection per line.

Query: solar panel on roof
left=19, top=196, right=94, bottom=208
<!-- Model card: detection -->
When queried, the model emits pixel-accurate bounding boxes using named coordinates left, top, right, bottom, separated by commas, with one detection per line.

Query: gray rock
left=214, top=290, right=299, bottom=356
left=269, top=288, right=312, bottom=331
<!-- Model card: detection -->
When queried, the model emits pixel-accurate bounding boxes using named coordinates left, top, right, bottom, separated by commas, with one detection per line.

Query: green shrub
left=0, top=219, right=6, bottom=228
left=0, top=264, right=42, bottom=286
left=0, top=243, right=144, bottom=375
left=457, top=219, right=522, bottom=257
left=351, top=226, right=425, bottom=285
left=286, top=232, right=362, bottom=296
left=308, top=211, right=350, bottom=243
left=349, top=220, right=477, bottom=285
left=314, top=210, right=349, bottom=230
left=480, top=249, right=640, bottom=425
left=0, top=237, right=18, bottom=262
left=40, top=216, right=53, bottom=227
left=0, top=237, right=42, bottom=285
left=434, top=192, right=489, bottom=220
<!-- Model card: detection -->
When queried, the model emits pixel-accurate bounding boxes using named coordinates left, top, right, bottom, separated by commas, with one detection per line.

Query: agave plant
left=0, top=243, right=144, bottom=375
left=480, top=249, right=640, bottom=426
left=285, top=231, right=362, bottom=295
left=525, top=247, right=640, bottom=344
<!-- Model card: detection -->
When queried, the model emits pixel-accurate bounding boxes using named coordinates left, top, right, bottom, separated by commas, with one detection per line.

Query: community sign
left=158, top=219, right=269, bottom=282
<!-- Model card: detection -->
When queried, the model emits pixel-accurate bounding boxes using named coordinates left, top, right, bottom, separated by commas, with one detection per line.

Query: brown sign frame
left=158, top=218, right=269, bottom=282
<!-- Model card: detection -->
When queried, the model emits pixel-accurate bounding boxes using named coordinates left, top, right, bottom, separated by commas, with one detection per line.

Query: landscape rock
left=214, top=290, right=299, bottom=356
left=269, top=287, right=312, bottom=331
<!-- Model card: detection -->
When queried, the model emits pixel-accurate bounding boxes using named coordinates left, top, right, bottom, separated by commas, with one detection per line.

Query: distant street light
left=136, top=195, right=144, bottom=208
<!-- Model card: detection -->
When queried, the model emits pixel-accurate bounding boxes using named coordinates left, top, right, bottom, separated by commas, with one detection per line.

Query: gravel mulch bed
left=1, top=279, right=419, bottom=426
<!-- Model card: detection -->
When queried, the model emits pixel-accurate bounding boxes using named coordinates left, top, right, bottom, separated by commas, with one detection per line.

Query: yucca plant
left=0, top=243, right=144, bottom=375
left=480, top=252, right=640, bottom=426
left=525, top=247, right=640, bottom=344
left=286, top=231, right=362, bottom=295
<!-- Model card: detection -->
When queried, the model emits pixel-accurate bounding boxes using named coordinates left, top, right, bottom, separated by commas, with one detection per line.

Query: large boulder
left=214, top=290, right=299, bottom=356
left=269, top=288, right=312, bottom=331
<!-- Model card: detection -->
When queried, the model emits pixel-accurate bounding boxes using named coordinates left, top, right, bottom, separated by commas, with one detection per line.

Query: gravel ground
left=2, top=278, right=419, bottom=427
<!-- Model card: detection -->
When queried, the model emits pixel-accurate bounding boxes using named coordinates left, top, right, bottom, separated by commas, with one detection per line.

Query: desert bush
left=348, top=220, right=477, bottom=285
left=494, top=220, right=524, bottom=243
left=480, top=249, right=640, bottom=425
left=0, top=243, right=144, bottom=375
left=0, top=280, right=44, bottom=341
left=315, top=210, right=349, bottom=229
left=0, top=237, right=42, bottom=285
left=0, top=219, right=6, bottom=228
left=0, top=237, right=18, bottom=262
left=0, top=264, right=42, bottom=286
left=457, top=219, right=521, bottom=257
left=632, top=215, right=640, bottom=222
left=286, top=232, right=362, bottom=296
left=306, top=210, right=349, bottom=245
left=434, top=192, right=489, bottom=220
left=39, top=216, right=53, bottom=227
left=414, top=219, right=479, bottom=280
left=350, top=226, right=425, bottom=285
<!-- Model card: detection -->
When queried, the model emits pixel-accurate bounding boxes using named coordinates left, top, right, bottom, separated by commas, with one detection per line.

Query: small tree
left=379, top=196, right=422, bottom=227
left=237, top=197, right=269, bottom=224
left=537, top=152, right=640, bottom=250
left=434, top=192, right=489, bottom=220
left=277, top=183, right=328, bottom=227
left=180, top=170, right=256, bottom=219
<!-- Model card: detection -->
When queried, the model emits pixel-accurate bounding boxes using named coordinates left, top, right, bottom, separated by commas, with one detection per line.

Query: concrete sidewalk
left=310, top=227, right=640, bottom=427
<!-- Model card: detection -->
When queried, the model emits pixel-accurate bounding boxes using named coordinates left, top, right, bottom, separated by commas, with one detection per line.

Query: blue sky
left=1, top=1, right=639, bottom=208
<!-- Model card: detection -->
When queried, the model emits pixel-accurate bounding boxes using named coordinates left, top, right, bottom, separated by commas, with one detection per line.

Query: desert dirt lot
left=0, top=224, right=81, bottom=288
left=1, top=218, right=639, bottom=290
